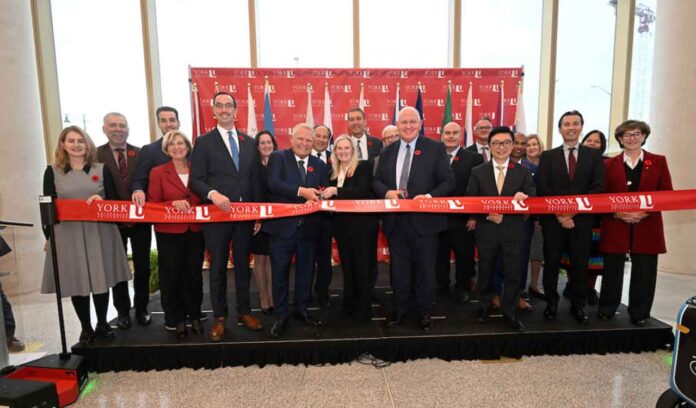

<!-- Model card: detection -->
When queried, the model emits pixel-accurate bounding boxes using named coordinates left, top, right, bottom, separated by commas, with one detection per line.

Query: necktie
left=481, top=146, right=489, bottom=162
left=115, top=148, right=127, bottom=182
left=496, top=165, right=505, bottom=195
left=448, top=153, right=454, bottom=165
left=298, top=160, right=307, bottom=184
left=398, top=144, right=411, bottom=193
left=357, top=140, right=363, bottom=160
left=568, top=147, right=576, bottom=181
left=227, top=130, right=240, bottom=170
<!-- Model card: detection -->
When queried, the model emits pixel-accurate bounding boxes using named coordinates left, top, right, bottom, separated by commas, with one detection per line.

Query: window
left=628, top=0, right=657, bottom=123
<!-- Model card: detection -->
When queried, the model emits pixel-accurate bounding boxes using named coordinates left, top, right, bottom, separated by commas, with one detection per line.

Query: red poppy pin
left=453, top=156, right=460, bottom=162
left=127, top=150, right=136, bottom=157
left=307, top=166, right=314, bottom=173
left=414, top=149, right=422, bottom=156
left=368, top=141, right=374, bottom=147
left=239, top=135, right=244, bottom=142
left=91, top=175, right=100, bottom=182
left=644, top=159, right=652, bottom=167
left=508, top=163, right=515, bottom=169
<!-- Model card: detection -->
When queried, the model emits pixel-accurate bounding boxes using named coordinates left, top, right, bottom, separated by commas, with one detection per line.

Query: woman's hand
left=171, top=200, right=191, bottom=212
left=86, top=195, right=103, bottom=205
left=321, top=187, right=338, bottom=199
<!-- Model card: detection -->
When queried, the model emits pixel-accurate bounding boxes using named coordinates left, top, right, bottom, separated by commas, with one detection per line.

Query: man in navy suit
left=436, top=122, right=483, bottom=304
left=536, top=110, right=604, bottom=324
left=263, top=123, right=329, bottom=338
left=190, top=92, right=263, bottom=342
left=373, top=106, right=455, bottom=331
left=467, top=127, right=536, bottom=331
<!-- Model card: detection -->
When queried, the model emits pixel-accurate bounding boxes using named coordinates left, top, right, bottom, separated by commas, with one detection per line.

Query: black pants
left=0, top=282, right=15, bottom=335
left=599, top=253, right=658, bottom=321
left=156, top=231, right=204, bottom=326
left=113, top=223, right=152, bottom=315
left=436, top=227, right=475, bottom=293
left=476, top=224, right=523, bottom=318
left=336, top=229, right=375, bottom=321
left=313, top=216, right=333, bottom=298
left=269, top=232, right=316, bottom=320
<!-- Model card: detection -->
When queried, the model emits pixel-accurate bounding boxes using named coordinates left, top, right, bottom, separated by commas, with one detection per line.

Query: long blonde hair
left=53, top=126, right=97, bottom=169
left=329, top=135, right=359, bottom=180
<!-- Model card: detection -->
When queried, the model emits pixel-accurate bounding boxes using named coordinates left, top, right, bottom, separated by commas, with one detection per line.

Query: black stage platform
left=71, top=268, right=675, bottom=372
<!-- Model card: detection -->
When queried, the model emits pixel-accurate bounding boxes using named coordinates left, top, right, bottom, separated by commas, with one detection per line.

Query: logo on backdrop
left=129, top=204, right=145, bottom=220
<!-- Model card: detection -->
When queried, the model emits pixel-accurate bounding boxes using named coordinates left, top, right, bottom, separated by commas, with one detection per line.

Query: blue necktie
left=227, top=130, right=239, bottom=170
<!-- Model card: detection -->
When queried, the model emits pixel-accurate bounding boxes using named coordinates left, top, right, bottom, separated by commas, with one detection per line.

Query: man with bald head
left=466, top=117, right=493, bottom=162
left=373, top=107, right=454, bottom=331
left=436, top=122, right=483, bottom=304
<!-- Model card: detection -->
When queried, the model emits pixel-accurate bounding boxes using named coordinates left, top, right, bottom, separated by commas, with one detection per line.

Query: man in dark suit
left=262, top=123, right=329, bottom=338
left=373, top=106, right=455, bottom=331
left=436, top=122, right=483, bottom=304
left=190, top=92, right=263, bottom=342
left=467, top=127, right=536, bottom=331
left=311, top=124, right=333, bottom=307
left=97, top=112, right=152, bottom=328
left=465, top=117, right=493, bottom=162
left=537, top=110, right=604, bottom=323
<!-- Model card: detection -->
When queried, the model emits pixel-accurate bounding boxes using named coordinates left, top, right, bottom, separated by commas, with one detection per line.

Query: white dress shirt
left=623, top=150, right=644, bottom=170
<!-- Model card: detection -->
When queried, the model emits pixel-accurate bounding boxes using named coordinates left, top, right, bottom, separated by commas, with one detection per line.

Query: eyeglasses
left=214, top=103, right=235, bottom=109
left=490, top=140, right=513, bottom=148
left=621, top=131, right=643, bottom=139
left=476, top=126, right=492, bottom=131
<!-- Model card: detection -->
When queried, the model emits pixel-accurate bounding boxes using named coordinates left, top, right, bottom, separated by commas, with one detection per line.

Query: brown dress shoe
left=517, top=298, right=533, bottom=311
left=238, top=314, right=264, bottom=331
left=209, top=317, right=226, bottom=342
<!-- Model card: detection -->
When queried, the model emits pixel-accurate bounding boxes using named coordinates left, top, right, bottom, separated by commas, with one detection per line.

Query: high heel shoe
left=261, top=306, right=274, bottom=315
left=175, top=322, right=187, bottom=339
left=95, top=322, right=115, bottom=340
left=79, top=328, right=95, bottom=345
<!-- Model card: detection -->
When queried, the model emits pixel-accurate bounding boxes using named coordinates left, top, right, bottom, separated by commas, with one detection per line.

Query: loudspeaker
left=0, top=377, right=59, bottom=408
left=4, top=354, right=87, bottom=407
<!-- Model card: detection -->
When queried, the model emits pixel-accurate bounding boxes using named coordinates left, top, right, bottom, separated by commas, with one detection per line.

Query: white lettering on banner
left=453, top=85, right=465, bottom=93
left=362, top=70, right=371, bottom=78
left=508, top=97, right=517, bottom=106
left=481, top=199, right=515, bottom=212
left=640, top=195, right=655, bottom=209
left=380, top=113, right=390, bottom=121
left=260, top=205, right=274, bottom=218
left=321, top=201, right=335, bottom=210
left=248, top=70, right=255, bottom=78
left=344, top=85, right=352, bottom=93
left=384, top=199, right=400, bottom=209
left=227, top=85, right=237, bottom=93
left=416, top=200, right=449, bottom=211
left=195, top=207, right=211, bottom=220
left=544, top=197, right=579, bottom=212
left=474, top=98, right=482, bottom=107
left=325, top=70, right=334, bottom=78
left=447, top=199, right=465, bottom=210
left=438, top=70, right=446, bottom=78
left=474, top=70, right=482, bottom=78
left=400, top=71, right=408, bottom=79
left=287, top=99, right=295, bottom=107
left=208, top=69, right=216, bottom=78
left=511, top=200, right=529, bottom=211
left=129, top=204, right=145, bottom=220
left=453, top=113, right=463, bottom=120
left=576, top=197, right=593, bottom=211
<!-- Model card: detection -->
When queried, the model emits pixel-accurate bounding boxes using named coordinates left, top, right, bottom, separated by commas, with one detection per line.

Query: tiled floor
left=4, top=268, right=694, bottom=407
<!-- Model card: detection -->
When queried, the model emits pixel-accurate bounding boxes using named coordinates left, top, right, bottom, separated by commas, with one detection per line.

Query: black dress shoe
left=587, top=289, right=599, bottom=306
left=420, top=318, right=433, bottom=332
left=456, top=291, right=470, bottom=305
left=386, top=314, right=404, bottom=328
left=136, top=312, right=151, bottom=326
left=270, top=318, right=287, bottom=338
left=570, top=306, right=590, bottom=324
left=190, top=319, right=203, bottom=335
left=295, top=312, right=322, bottom=326
left=528, top=287, right=545, bottom=300
left=631, top=318, right=647, bottom=326
left=317, top=295, right=331, bottom=308
left=503, top=315, right=525, bottom=332
left=95, top=322, right=115, bottom=340
left=476, top=307, right=488, bottom=323
left=79, top=328, right=95, bottom=345
left=543, top=303, right=557, bottom=320
left=261, top=307, right=274, bottom=315
left=116, top=315, right=131, bottom=329
left=175, top=322, right=187, bottom=339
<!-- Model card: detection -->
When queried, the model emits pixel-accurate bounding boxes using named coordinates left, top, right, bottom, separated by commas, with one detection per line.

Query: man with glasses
left=537, top=110, right=604, bottom=324
left=190, top=92, right=263, bottom=341
left=467, top=126, right=535, bottom=331
left=466, top=117, right=493, bottom=162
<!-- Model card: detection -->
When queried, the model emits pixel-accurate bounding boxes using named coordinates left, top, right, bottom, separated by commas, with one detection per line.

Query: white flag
left=393, top=83, right=401, bottom=124
left=305, top=84, right=314, bottom=127
left=359, top=84, right=366, bottom=111
left=323, top=83, right=332, bottom=132
left=514, top=82, right=527, bottom=134
left=465, top=83, right=473, bottom=145
left=246, top=85, right=257, bottom=137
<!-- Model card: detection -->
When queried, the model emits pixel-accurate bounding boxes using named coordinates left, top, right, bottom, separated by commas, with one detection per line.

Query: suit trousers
left=203, top=221, right=254, bottom=318
left=113, top=223, right=152, bottom=315
left=312, top=215, right=333, bottom=297
left=599, top=252, right=658, bottom=321
left=269, top=231, right=316, bottom=320
left=335, top=229, right=375, bottom=321
left=476, top=224, right=523, bottom=318
left=388, top=217, right=438, bottom=319
left=155, top=231, right=204, bottom=325
left=436, top=227, right=475, bottom=293
left=541, top=218, right=593, bottom=308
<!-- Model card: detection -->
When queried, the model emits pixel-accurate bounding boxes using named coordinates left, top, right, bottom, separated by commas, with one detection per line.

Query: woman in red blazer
left=597, top=120, right=673, bottom=325
left=148, top=131, right=204, bottom=338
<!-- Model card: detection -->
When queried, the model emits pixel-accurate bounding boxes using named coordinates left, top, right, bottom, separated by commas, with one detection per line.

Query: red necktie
left=568, top=147, right=576, bottom=181
left=116, top=148, right=128, bottom=183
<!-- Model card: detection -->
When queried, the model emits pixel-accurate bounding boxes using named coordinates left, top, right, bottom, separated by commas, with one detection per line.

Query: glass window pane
left=554, top=0, right=616, bottom=147
left=628, top=0, right=657, bottom=123
left=257, top=0, right=352, bottom=68
left=53, top=0, right=149, bottom=147
left=460, top=0, right=543, bottom=134
left=156, top=0, right=250, bottom=136
left=361, top=0, right=449, bottom=68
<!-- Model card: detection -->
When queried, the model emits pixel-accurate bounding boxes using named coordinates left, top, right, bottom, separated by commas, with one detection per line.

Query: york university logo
left=575, top=197, right=593, bottom=211
left=384, top=199, right=400, bottom=209
left=128, top=204, right=145, bottom=220
left=195, top=207, right=210, bottom=220
left=260, top=205, right=274, bottom=218
left=639, top=194, right=654, bottom=209
left=447, top=199, right=465, bottom=210
left=321, top=200, right=335, bottom=210
left=511, top=200, right=529, bottom=211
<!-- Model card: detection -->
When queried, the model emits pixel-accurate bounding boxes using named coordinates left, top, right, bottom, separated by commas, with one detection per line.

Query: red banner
left=53, top=190, right=696, bottom=224
left=189, top=67, right=522, bottom=148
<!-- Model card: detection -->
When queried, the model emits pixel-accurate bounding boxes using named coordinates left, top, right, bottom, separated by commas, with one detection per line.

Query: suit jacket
left=373, top=136, right=455, bottom=236
left=147, top=160, right=202, bottom=234
left=131, top=137, right=170, bottom=193
left=366, top=135, right=383, bottom=160
left=536, top=144, right=604, bottom=227
left=447, top=148, right=484, bottom=229
left=599, top=151, right=672, bottom=254
left=189, top=128, right=259, bottom=204
left=97, top=143, right=140, bottom=200
left=329, top=161, right=378, bottom=235
left=466, top=160, right=536, bottom=234
left=261, top=149, right=329, bottom=238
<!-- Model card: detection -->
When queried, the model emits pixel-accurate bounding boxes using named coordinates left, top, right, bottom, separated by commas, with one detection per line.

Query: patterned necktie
left=298, top=160, right=307, bottom=184
left=227, top=130, right=240, bottom=170
left=496, top=165, right=506, bottom=195
left=115, top=148, right=128, bottom=182
left=448, top=154, right=454, bottom=165
left=568, top=147, right=576, bottom=181
left=398, top=144, right=411, bottom=193
left=481, top=146, right=489, bottom=162
left=357, top=140, right=363, bottom=160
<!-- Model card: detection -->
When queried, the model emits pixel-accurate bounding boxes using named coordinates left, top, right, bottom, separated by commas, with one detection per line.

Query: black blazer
left=447, top=148, right=484, bottom=229
left=131, top=138, right=170, bottom=193
left=97, top=143, right=140, bottom=200
left=190, top=128, right=260, bottom=204
left=366, top=135, right=383, bottom=160
left=261, top=149, right=329, bottom=238
left=373, top=136, right=455, bottom=236
left=329, top=161, right=378, bottom=235
left=466, top=160, right=536, bottom=232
